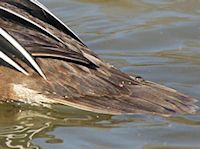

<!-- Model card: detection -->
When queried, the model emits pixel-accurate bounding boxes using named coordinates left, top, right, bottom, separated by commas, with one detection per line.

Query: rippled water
left=1, top=0, right=200, bottom=148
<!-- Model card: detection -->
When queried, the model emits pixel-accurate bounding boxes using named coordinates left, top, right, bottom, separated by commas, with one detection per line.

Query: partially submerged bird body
left=0, top=0, right=198, bottom=116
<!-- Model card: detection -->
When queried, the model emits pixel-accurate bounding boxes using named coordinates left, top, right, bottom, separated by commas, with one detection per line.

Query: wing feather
left=1, top=0, right=86, bottom=46
left=0, top=51, right=29, bottom=76
left=28, top=0, right=86, bottom=46
left=0, top=27, right=46, bottom=80
left=0, top=6, right=67, bottom=47
left=0, top=1, right=97, bottom=77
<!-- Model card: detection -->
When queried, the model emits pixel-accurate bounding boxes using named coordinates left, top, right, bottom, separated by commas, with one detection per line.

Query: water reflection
left=0, top=103, right=200, bottom=148
left=0, top=103, right=111, bottom=148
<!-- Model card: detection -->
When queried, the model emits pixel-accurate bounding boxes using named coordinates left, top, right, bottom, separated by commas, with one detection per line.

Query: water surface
left=1, top=0, right=200, bottom=148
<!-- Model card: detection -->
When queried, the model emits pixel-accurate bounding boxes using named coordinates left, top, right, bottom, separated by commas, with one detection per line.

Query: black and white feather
left=0, top=0, right=93, bottom=80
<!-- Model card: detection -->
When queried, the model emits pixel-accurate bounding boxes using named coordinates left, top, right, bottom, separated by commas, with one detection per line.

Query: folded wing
left=0, top=1, right=96, bottom=79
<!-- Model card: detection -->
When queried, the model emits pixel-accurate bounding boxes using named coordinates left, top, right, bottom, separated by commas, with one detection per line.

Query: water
left=1, top=0, right=200, bottom=148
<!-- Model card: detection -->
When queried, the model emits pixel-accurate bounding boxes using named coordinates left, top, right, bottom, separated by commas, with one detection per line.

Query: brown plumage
left=0, top=0, right=198, bottom=117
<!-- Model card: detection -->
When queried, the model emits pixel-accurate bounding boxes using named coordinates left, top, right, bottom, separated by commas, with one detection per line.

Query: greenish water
left=1, top=0, right=200, bottom=148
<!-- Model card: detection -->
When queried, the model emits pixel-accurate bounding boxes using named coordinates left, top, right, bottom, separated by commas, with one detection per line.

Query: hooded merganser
left=0, top=0, right=198, bottom=116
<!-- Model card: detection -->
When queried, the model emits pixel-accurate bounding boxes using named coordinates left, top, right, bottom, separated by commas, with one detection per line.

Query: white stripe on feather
left=0, top=6, right=66, bottom=46
left=0, top=28, right=47, bottom=80
left=29, top=0, right=85, bottom=44
left=0, top=51, right=29, bottom=76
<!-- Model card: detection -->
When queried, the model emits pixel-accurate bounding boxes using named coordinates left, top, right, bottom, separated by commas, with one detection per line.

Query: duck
left=0, top=0, right=198, bottom=117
